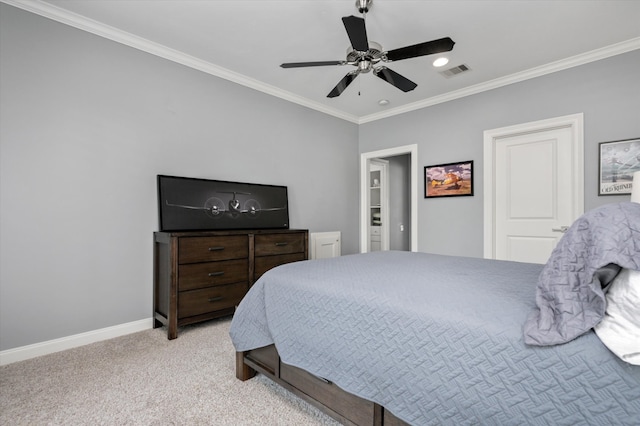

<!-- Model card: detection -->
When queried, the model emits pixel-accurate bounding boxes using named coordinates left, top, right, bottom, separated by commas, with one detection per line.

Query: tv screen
left=157, top=175, right=289, bottom=231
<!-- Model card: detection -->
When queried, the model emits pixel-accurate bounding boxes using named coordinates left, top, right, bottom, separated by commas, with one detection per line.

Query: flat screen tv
left=157, top=175, right=289, bottom=231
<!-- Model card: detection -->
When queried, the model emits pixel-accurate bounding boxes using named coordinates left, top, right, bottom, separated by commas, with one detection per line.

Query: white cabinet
left=370, top=226, right=381, bottom=251
left=369, top=160, right=389, bottom=251
left=310, top=231, right=341, bottom=259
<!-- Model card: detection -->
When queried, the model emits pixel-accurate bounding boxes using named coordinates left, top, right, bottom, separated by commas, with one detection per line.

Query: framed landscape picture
left=598, top=138, right=640, bottom=195
left=424, top=160, right=473, bottom=198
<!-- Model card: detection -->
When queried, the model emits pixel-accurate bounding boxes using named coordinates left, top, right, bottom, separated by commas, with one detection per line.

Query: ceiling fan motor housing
left=346, top=41, right=383, bottom=65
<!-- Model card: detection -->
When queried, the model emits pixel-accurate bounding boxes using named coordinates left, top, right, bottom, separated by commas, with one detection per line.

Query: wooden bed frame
left=236, top=345, right=409, bottom=426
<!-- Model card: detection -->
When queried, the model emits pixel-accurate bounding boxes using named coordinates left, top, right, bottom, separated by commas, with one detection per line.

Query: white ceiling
left=6, top=0, right=640, bottom=123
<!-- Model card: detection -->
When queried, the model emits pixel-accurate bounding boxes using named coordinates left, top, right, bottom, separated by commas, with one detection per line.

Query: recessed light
left=378, top=99, right=390, bottom=106
left=433, top=57, right=449, bottom=67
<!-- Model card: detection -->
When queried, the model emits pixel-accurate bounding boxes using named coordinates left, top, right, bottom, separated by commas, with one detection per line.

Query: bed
left=230, top=202, right=640, bottom=425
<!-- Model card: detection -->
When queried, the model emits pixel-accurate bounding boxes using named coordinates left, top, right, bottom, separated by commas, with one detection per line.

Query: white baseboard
left=0, top=318, right=154, bottom=366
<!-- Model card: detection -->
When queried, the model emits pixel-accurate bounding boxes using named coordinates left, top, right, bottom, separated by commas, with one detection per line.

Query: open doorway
left=360, top=144, right=418, bottom=253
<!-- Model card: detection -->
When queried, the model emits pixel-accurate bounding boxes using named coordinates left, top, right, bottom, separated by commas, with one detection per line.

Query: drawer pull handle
left=208, top=246, right=225, bottom=251
left=312, top=374, right=332, bottom=385
left=208, top=272, right=225, bottom=277
left=275, top=242, right=288, bottom=247
left=208, top=296, right=223, bottom=303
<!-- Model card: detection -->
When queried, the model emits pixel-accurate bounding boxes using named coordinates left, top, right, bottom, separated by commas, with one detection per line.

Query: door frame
left=483, top=113, right=584, bottom=259
left=360, top=144, right=418, bottom=253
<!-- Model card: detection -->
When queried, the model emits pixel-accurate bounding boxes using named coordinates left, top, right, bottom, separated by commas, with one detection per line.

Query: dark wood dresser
left=154, top=229, right=308, bottom=339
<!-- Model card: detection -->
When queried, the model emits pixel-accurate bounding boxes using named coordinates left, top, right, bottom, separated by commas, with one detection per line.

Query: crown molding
left=3, top=0, right=638, bottom=125
left=358, top=37, right=640, bottom=124
left=1, top=0, right=360, bottom=124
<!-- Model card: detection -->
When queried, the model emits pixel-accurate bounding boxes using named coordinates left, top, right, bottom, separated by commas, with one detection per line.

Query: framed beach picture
left=598, top=138, right=640, bottom=195
left=424, top=160, right=473, bottom=198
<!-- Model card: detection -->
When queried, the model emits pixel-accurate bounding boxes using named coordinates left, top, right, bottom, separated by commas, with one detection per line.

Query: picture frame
left=157, top=175, right=289, bottom=231
left=424, top=160, right=474, bottom=198
left=598, top=138, right=640, bottom=196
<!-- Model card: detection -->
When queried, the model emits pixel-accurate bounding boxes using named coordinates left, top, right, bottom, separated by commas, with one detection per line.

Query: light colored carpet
left=0, top=317, right=342, bottom=425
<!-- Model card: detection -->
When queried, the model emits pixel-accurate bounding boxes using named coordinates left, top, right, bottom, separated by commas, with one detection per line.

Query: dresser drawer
left=254, top=253, right=306, bottom=280
left=178, top=259, right=248, bottom=291
left=178, top=282, right=246, bottom=319
left=254, top=233, right=305, bottom=256
left=178, top=235, right=248, bottom=264
left=280, top=363, right=375, bottom=426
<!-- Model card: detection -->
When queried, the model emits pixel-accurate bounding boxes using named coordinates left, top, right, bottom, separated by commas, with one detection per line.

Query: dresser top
left=155, top=229, right=308, bottom=238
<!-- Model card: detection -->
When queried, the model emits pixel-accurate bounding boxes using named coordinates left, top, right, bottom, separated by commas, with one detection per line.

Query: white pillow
left=594, top=268, right=640, bottom=365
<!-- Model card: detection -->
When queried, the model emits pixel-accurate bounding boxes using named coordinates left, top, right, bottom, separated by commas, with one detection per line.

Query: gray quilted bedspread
left=230, top=251, right=640, bottom=425
left=524, top=202, right=640, bottom=346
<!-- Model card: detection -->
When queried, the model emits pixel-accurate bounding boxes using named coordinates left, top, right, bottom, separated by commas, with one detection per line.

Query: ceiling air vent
left=439, top=64, right=471, bottom=78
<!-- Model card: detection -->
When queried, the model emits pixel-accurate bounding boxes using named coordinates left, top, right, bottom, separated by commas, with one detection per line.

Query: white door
left=484, top=114, right=584, bottom=264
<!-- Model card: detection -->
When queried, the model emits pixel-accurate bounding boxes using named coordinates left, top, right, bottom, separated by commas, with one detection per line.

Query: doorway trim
left=483, top=113, right=584, bottom=259
left=360, top=144, right=418, bottom=253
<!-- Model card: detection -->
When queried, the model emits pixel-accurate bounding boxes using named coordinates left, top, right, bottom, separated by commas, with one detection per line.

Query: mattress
left=230, top=251, right=640, bottom=425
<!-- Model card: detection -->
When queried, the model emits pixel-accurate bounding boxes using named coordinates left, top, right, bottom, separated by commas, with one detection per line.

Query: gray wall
left=0, top=5, right=359, bottom=351
left=360, top=50, right=640, bottom=257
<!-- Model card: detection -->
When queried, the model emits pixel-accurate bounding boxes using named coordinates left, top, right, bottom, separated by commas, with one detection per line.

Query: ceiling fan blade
left=342, top=15, right=369, bottom=51
left=374, top=67, right=417, bottom=92
left=327, top=71, right=360, bottom=98
left=281, top=61, right=345, bottom=68
left=385, top=37, right=455, bottom=62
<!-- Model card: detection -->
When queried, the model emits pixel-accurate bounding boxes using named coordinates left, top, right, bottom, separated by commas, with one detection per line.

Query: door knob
left=552, top=226, right=569, bottom=233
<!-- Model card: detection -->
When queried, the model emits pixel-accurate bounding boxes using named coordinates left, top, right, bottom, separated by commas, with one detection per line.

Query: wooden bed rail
left=235, top=347, right=409, bottom=426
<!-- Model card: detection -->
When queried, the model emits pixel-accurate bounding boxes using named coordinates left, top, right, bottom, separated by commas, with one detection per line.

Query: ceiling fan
left=280, top=0, right=455, bottom=98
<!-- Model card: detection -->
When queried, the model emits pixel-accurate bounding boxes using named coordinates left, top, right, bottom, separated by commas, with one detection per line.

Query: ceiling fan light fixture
left=433, top=57, right=449, bottom=67
left=356, top=0, right=373, bottom=14
left=358, top=60, right=373, bottom=73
